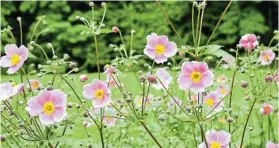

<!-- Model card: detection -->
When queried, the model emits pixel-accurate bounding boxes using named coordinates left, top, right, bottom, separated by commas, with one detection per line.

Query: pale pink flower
left=217, top=75, right=227, bottom=83
left=168, top=98, right=182, bottom=107
left=260, top=104, right=273, bottom=116
left=0, top=82, right=23, bottom=101
left=203, top=91, right=223, bottom=111
left=26, top=90, right=67, bottom=125
left=106, top=74, right=117, bottom=88
left=28, top=80, right=41, bottom=90
left=153, top=68, right=172, bottom=90
left=144, top=33, right=177, bottom=64
left=198, top=130, right=231, bottom=148
left=82, top=80, right=111, bottom=108
left=0, top=44, right=29, bottom=74
left=266, top=141, right=279, bottom=148
left=178, top=61, right=214, bottom=93
left=217, top=85, right=230, bottom=98
left=79, top=74, right=88, bottom=82
left=104, top=65, right=117, bottom=76
left=103, top=116, right=117, bottom=127
left=135, top=96, right=152, bottom=107
left=83, top=121, right=92, bottom=127
left=259, top=49, right=275, bottom=65
left=239, top=34, right=258, bottom=51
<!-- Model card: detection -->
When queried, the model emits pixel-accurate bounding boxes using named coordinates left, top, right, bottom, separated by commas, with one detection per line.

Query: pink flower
left=239, top=34, right=258, bottom=51
left=83, top=121, right=92, bottom=127
left=260, top=104, right=273, bottom=116
left=198, top=130, right=231, bottom=148
left=0, top=82, right=23, bottom=101
left=178, top=61, right=214, bottom=93
left=79, top=74, right=88, bottom=82
left=217, top=75, right=227, bottom=83
left=26, top=90, right=67, bottom=125
left=259, top=49, right=275, bottom=65
left=82, top=80, right=111, bottom=108
left=107, top=75, right=118, bottom=88
left=217, top=85, right=229, bottom=98
left=168, top=98, right=182, bottom=107
left=103, top=116, right=117, bottom=127
left=104, top=65, right=117, bottom=76
left=28, top=80, right=41, bottom=90
left=266, top=141, right=279, bottom=148
left=203, top=92, right=223, bottom=111
left=0, top=44, right=29, bottom=74
left=112, top=26, right=119, bottom=33
left=135, top=96, right=152, bottom=107
left=144, top=33, right=177, bottom=64
left=153, top=68, right=172, bottom=90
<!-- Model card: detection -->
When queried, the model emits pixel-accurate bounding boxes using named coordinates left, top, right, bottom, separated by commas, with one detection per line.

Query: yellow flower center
left=263, top=54, right=269, bottom=61
left=211, top=142, right=221, bottom=148
left=95, top=89, right=104, bottom=100
left=10, top=54, right=20, bottom=65
left=43, top=102, right=55, bottom=115
left=31, top=81, right=39, bottom=89
left=219, top=118, right=226, bottom=124
left=220, top=88, right=226, bottom=94
left=155, top=44, right=165, bottom=55
left=136, top=98, right=143, bottom=105
left=11, top=82, right=16, bottom=87
left=190, top=71, right=202, bottom=82
left=205, top=98, right=214, bottom=106
left=105, top=116, right=112, bottom=121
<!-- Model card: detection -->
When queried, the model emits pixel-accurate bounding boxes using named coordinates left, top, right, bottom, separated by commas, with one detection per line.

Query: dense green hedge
left=1, top=1, right=278, bottom=72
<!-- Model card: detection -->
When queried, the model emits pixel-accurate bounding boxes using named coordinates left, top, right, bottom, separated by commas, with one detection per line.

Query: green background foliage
left=1, top=1, right=278, bottom=72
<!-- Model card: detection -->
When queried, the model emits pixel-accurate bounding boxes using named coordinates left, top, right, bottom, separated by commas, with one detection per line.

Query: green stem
left=206, top=0, right=232, bottom=45
left=140, top=121, right=162, bottom=148
left=93, top=35, right=101, bottom=79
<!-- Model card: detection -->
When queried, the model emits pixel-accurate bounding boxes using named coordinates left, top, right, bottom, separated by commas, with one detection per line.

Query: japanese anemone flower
left=26, top=90, right=67, bottom=125
left=0, top=44, right=29, bottom=74
left=177, top=61, right=214, bottom=93
left=198, top=130, right=231, bottom=148
left=144, top=33, right=177, bottom=64
left=83, top=80, right=111, bottom=108
left=0, top=82, right=23, bottom=102
left=239, top=34, right=258, bottom=51
left=259, top=49, right=275, bottom=65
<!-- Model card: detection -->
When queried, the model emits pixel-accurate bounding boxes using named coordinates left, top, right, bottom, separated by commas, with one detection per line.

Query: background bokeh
left=1, top=1, right=278, bottom=72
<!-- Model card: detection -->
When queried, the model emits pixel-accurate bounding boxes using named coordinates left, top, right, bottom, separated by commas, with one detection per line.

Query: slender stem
left=60, top=74, right=83, bottom=103
left=1, top=123, right=21, bottom=147
left=206, top=0, right=232, bottom=45
left=192, top=4, right=196, bottom=47
left=18, top=18, right=23, bottom=45
left=156, top=0, right=185, bottom=45
left=268, top=35, right=277, bottom=47
left=21, top=67, right=33, bottom=96
left=143, top=61, right=155, bottom=114
left=30, top=18, right=42, bottom=42
left=197, top=6, right=205, bottom=47
left=140, top=121, right=162, bottom=148
left=195, top=8, right=201, bottom=48
left=34, top=43, right=49, bottom=60
left=93, top=35, right=101, bottom=79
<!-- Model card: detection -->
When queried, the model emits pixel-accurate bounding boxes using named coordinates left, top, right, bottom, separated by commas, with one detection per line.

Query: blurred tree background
left=1, top=1, right=278, bottom=73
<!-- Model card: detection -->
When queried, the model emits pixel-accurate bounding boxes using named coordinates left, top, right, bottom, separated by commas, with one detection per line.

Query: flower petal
left=0, top=56, right=12, bottom=67
left=18, top=45, right=29, bottom=61
left=52, top=107, right=66, bottom=122
left=4, top=44, right=18, bottom=57
left=39, top=113, right=54, bottom=125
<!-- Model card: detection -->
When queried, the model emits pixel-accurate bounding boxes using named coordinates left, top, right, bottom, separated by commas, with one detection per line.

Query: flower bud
left=139, top=76, right=145, bottom=83
left=112, top=26, right=119, bottom=33
left=63, top=54, right=69, bottom=59
left=83, top=111, right=89, bottom=118
left=265, top=75, right=273, bottom=83
left=47, top=43, right=53, bottom=49
left=101, top=2, right=106, bottom=7
left=17, top=17, right=22, bottom=23
left=67, top=103, right=73, bottom=108
left=52, top=55, right=58, bottom=60
left=241, top=81, right=248, bottom=88
left=147, top=75, right=157, bottom=83
left=131, top=29, right=135, bottom=34
left=179, top=52, right=185, bottom=57
left=74, top=68, right=79, bottom=72
left=69, top=62, right=77, bottom=69
left=227, top=117, right=233, bottom=122
left=79, top=74, right=88, bottom=82
left=236, top=44, right=242, bottom=50
left=1, top=135, right=6, bottom=142
left=75, top=16, right=80, bottom=20
left=89, top=2, right=94, bottom=7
